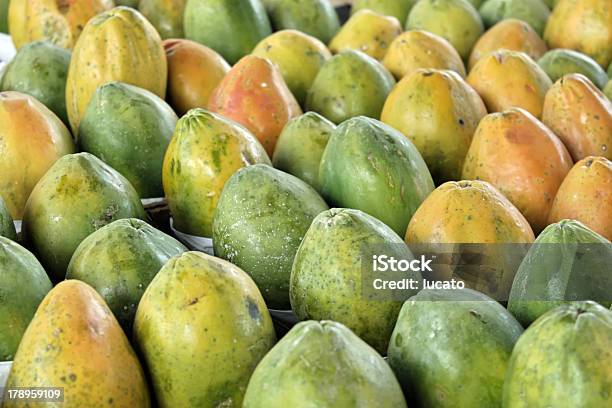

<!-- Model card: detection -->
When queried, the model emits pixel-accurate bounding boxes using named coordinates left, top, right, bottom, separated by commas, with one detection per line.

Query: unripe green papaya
left=538, top=49, right=609, bottom=89
left=1, top=41, right=70, bottom=124
left=479, top=0, right=550, bottom=36
left=306, top=50, right=395, bottom=124
left=0, top=196, right=17, bottom=241
left=243, top=321, right=407, bottom=408
left=267, top=0, right=340, bottom=44
left=115, top=0, right=139, bottom=6
left=79, top=81, right=178, bottom=198
left=352, top=0, right=417, bottom=23
left=0, top=236, right=52, bottom=361
left=22, top=153, right=146, bottom=281
left=139, top=0, right=186, bottom=39
left=606, top=80, right=612, bottom=100
left=0, top=0, right=8, bottom=33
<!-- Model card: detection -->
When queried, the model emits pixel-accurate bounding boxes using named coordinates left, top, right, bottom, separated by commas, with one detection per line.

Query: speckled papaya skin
left=352, top=0, right=417, bottom=23
left=381, top=69, right=487, bottom=183
left=65, top=6, right=167, bottom=134
left=139, top=0, right=186, bottom=39
left=388, top=288, right=523, bottom=408
left=503, top=302, right=612, bottom=407
left=162, top=109, right=270, bottom=237
left=208, top=55, right=302, bottom=156
left=8, top=0, right=114, bottom=49
left=0, top=197, right=16, bottom=240
left=462, top=108, right=573, bottom=233
left=548, top=157, right=612, bottom=241
left=267, top=0, right=340, bottom=44
left=134, top=251, right=276, bottom=408
left=0, top=91, right=75, bottom=220
left=0, top=236, right=51, bottom=361
left=243, top=321, right=408, bottom=408
left=541, top=74, right=612, bottom=161
left=21, top=153, right=146, bottom=281
left=4, top=280, right=150, bottom=407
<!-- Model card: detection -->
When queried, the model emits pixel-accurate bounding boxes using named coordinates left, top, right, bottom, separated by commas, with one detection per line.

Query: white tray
left=170, top=218, right=214, bottom=255
left=0, top=33, right=15, bottom=62
left=0, top=361, right=12, bottom=402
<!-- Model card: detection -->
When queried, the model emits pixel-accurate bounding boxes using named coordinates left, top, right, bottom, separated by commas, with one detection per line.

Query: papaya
left=115, top=0, right=138, bottom=6
left=468, top=18, right=548, bottom=70
left=541, top=74, right=612, bottom=161
left=406, top=0, right=484, bottom=61
left=243, top=320, right=407, bottom=408
left=548, top=157, right=612, bottom=240
left=290, top=208, right=420, bottom=353
left=0, top=196, right=16, bottom=240
left=272, top=112, right=336, bottom=191
left=478, top=0, right=550, bottom=36
left=462, top=108, right=573, bottom=232
left=213, top=165, right=328, bottom=309
left=162, top=109, right=270, bottom=238
left=609, top=62, right=612, bottom=78
left=383, top=30, right=466, bottom=80
left=306, top=50, right=395, bottom=124
left=467, top=49, right=552, bottom=118
left=329, top=10, right=402, bottom=61
left=388, top=288, right=523, bottom=407
left=0, top=91, right=75, bottom=220
left=503, top=302, right=612, bottom=407
left=66, top=218, right=187, bottom=331
left=139, top=0, right=186, bottom=39
left=66, top=6, right=167, bottom=134
left=538, top=49, right=609, bottom=89
left=208, top=56, right=301, bottom=156
left=606, top=80, right=612, bottom=101
left=78, top=81, right=178, bottom=198
left=4, top=280, right=150, bottom=407
left=0, top=41, right=70, bottom=124
left=381, top=69, right=487, bottom=183
left=134, top=251, right=276, bottom=408
left=508, top=220, right=612, bottom=327
left=7, top=0, right=114, bottom=50
left=320, top=117, right=434, bottom=236
left=164, top=39, right=230, bottom=116
left=267, top=0, right=340, bottom=44
left=351, top=0, right=417, bottom=23
left=183, top=0, right=271, bottom=64
left=544, top=0, right=612, bottom=68
left=22, top=152, right=146, bottom=281
left=0, top=0, right=7, bottom=33
left=0, top=236, right=51, bottom=361
left=251, top=30, right=331, bottom=105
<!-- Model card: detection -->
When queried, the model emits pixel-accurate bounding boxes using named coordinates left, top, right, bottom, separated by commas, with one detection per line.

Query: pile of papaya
left=0, top=0, right=611, bottom=407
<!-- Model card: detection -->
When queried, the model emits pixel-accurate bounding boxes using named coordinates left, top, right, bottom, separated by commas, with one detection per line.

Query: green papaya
left=406, top=0, right=484, bottom=60
left=0, top=0, right=8, bottom=33
left=0, top=41, right=71, bottom=124
left=115, top=0, right=139, bottom=6
left=66, top=218, right=187, bottom=331
left=290, top=208, right=419, bottom=353
left=267, top=0, right=340, bottom=44
left=479, top=0, right=550, bottom=36
left=184, top=0, right=272, bottom=64
left=605, top=80, right=612, bottom=100
left=139, top=0, right=186, bottom=39
left=213, top=164, right=328, bottom=310
left=78, top=81, right=178, bottom=198
left=134, top=251, right=276, bottom=407
left=0, top=195, right=16, bottom=240
left=0, top=236, right=52, bottom=361
left=22, top=152, right=146, bottom=281
left=388, top=288, right=524, bottom=408
left=503, top=301, right=612, bottom=407
left=508, top=219, right=612, bottom=327
left=608, top=62, right=612, bottom=78
left=351, top=0, right=417, bottom=23
left=243, top=320, right=407, bottom=408
left=319, top=117, right=434, bottom=237
left=306, top=50, right=395, bottom=124
left=538, top=49, right=609, bottom=89
left=272, top=112, right=336, bottom=191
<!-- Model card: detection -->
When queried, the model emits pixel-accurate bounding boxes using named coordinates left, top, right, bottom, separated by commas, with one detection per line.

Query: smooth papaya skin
left=5, top=280, right=151, bottom=408
left=383, top=30, right=466, bottom=80
left=0, top=0, right=8, bottom=33
left=538, top=49, right=609, bottom=90
left=8, top=0, right=114, bottom=49
left=541, top=74, right=612, bottom=161
left=65, top=6, right=167, bottom=134
left=208, top=55, right=302, bottom=156
left=467, top=49, right=552, bottom=118
left=351, top=0, right=417, bottom=23
left=0, top=91, right=75, bottom=220
left=462, top=108, right=573, bottom=233
left=605, top=80, right=612, bottom=100
left=139, top=0, right=186, bottom=39
left=381, top=69, right=487, bottom=183
left=243, top=320, right=407, bottom=408
left=479, top=0, right=550, bottom=36
left=267, top=0, right=340, bottom=44
left=544, top=0, right=612, bottom=68
left=162, top=109, right=271, bottom=237
left=0, top=196, right=16, bottom=240
left=548, top=157, right=612, bottom=241
left=329, top=9, right=402, bottom=61
left=252, top=30, right=331, bottom=105
left=469, top=18, right=547, bottom=71
left=134, top=251, right=276, bottom=408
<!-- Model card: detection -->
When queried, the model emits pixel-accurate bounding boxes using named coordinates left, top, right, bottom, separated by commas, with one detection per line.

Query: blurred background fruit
left=479, top=0, right=550, bottom=36
left=139, top=0, right=186, bottom=39
left=266, top=0, right=340, bottom=44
